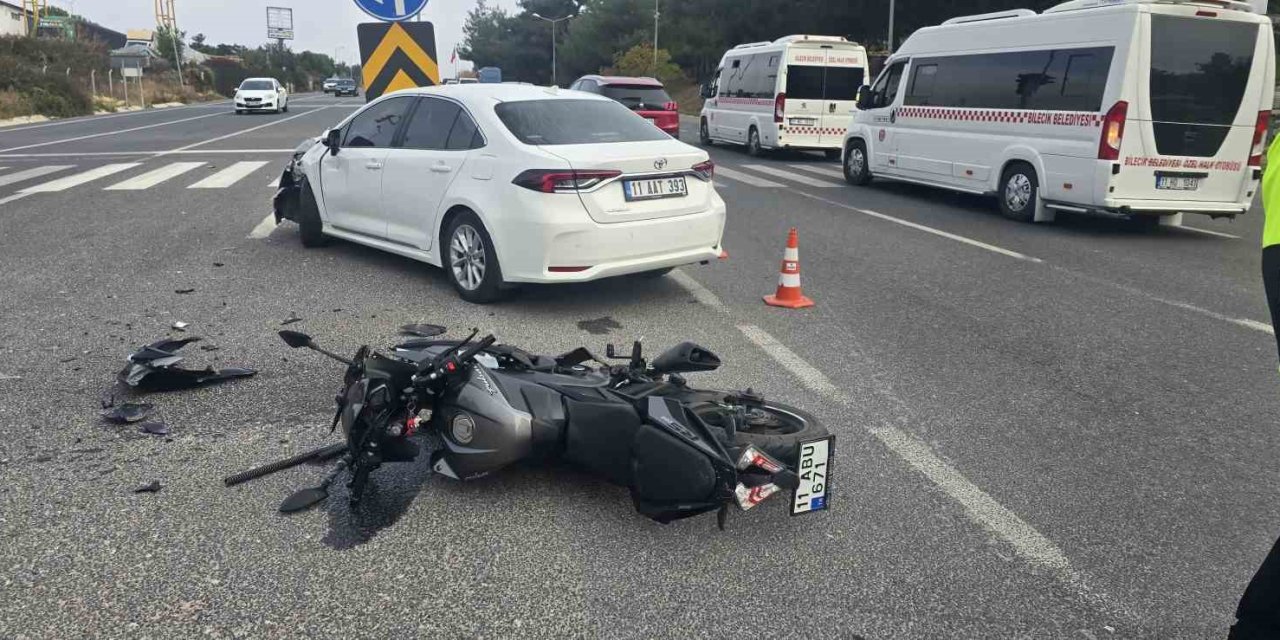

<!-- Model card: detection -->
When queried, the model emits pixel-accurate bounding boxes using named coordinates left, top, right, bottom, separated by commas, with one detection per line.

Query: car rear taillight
left=1249, top=110, right=1268, bottom=167
left=512, top=169, right=622, bottom=193
left=691, top=160, right=715, bottom=181
left=1098, top=101, right=1128, bottom=161
left=774, top=93, right=786, bottom=124
left=664, top=101, right=678, bottom=111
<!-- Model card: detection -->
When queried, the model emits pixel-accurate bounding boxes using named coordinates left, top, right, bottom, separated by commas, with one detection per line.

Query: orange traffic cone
left=763, top=228, right=814, bottom=309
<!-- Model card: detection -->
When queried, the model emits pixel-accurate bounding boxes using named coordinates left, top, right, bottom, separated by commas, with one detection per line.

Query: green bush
left=0, top=36, right=100, bottom=119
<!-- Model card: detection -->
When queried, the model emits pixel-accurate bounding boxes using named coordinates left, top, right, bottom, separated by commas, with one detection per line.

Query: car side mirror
left=855, top=85, right=874, bottom=110
left=324, top=129, right=341, bottom=156
left=699, top=83, right=714, bottom=100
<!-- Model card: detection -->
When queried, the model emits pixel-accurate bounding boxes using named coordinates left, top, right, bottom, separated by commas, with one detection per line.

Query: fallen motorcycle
left=272, top=327, right=834, bottom=526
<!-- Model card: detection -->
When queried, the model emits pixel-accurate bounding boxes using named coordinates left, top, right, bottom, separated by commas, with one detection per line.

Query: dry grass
left=0, top=89, right=32, bottom=119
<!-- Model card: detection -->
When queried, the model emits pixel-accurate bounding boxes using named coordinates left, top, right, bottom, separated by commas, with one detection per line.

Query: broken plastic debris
left=281, top=314, right=302, bottom=326
left=118, top=337, right=257, bottom=391
left=172, top=321, right=190, bottom=331
left=175, top=288, right=196, bottom=294
left=138, top=421, right=170, bottom=436
left=101, top=402, right=155, bottom=424
left=399, top=323, right=446, bottom=338
left=134, top=480, right=162, bottom=493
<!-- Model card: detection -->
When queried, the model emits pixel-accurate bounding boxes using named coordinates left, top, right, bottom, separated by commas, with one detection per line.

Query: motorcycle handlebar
left=458, top=334, right=496, bottom=364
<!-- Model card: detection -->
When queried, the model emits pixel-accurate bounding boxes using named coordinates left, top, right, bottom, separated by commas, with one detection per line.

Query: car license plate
left=645, top=118, right=658, bottom=126
left=1156, top=175, right=1200, bottom=191
left=790, top=117, right=816, bottom=127
left=791, top=435, right=833, bottom=516
left=623, top=176, right=687, bottom=201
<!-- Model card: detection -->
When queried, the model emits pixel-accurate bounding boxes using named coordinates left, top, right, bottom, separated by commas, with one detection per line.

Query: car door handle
left=365, top=162, right=383, bottom=170
left=430, top=163, right=453, bottom=174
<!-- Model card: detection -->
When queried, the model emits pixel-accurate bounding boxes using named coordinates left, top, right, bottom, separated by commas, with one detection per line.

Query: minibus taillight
left=1249, top=111, right=1269, bottom=167
left=1098, top=101, right=1128, bottom=161
left=774, top=93, right=786, bottom=123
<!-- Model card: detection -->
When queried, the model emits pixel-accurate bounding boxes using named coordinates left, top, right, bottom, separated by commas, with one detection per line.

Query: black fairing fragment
left=119, top=337, right=257, bottom=391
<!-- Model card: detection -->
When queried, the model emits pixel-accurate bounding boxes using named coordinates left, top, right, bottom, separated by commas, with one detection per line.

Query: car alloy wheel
left=449, top=224, right=487, bottom=291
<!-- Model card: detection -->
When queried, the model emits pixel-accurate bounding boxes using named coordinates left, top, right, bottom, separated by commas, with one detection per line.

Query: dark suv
left=333, top=79, right=358, bottom=97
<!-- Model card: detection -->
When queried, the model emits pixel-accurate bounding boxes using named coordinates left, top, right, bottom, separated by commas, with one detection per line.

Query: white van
left=841, top=0, right=1275, bottom=225
left=700, top=35, right=870, bottom=159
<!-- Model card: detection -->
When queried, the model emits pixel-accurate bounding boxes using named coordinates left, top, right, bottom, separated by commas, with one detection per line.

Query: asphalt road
left=0, top=94, right=1276, bottom=638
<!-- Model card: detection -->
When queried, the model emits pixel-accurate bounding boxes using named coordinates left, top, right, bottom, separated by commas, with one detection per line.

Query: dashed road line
left=0, top=102, right=230, bottom=134
left=156, top=107, right=333, bottom=158
left=0, top=149, right=297, bottom=158
left=104, top=161, right=205, bottom=190
left=742, top=164, right=841, bottom=188
left=0, top=165, right=72, bottom=188
left=714, top=166, right=783, bottom=188
left=1179, top=225, right=1241, bottom=240
left=188, top=161, right=270, bottom=189
left=0, top=112, right=227, bottom=153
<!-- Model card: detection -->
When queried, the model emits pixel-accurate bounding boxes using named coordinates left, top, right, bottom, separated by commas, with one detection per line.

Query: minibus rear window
left=785, top=66, right=865, bottom=101
left=1149, top=14, right=1258, bottom=127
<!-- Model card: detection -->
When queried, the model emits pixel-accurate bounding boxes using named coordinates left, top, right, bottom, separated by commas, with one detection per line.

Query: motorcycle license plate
left=791, top=435, right=833, bottom=516
left=623, top=176, right=687, bottom=201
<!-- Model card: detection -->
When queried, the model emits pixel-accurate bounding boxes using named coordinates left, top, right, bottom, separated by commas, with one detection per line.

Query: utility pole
left=652, top=0, right=660, bottom=75
left=22, top=0, right=46, bottom=37
left=531, top=13, right=572, bottom=87
left=156, top=0, right=184, bottom=86
left=888, top=0, right=896, bottom=52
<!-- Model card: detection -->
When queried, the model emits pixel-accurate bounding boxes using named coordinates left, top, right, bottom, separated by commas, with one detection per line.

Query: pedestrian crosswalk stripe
left=20, top=163, right=140, bottom=193
left=0, top=165, right=73, bottom=188
left=715, top=166, right=783, bottom=188
left=188, top=161, right=270, bottom=189
left=741, top=164, right=839, bottom=188
left=267, top=176, right=280, bottom=188
left=104, top=162, right=205, bottom=191
left=788, top=163, right=844, bottom=179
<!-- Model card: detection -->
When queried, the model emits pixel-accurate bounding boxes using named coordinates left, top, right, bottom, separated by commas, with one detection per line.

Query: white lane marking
left=248, top=213, right=277, bottom=239
left=1060, top=266, right=1273, bottom=335
left=0, top=165, right=73, bottom=188
left=0, top=149, right=297, bottom=158
left=793, top=190, right=1043, bottom=263
left=19, top=163, right=140, bottom=193
left=103, top=162, right=205, bottom=190
left=0, top=102, right=230, bottom=134
left=714, top=166, right=783, bottom=188
left=0, top=166, right=7, bottom=171
left=742, top=164, right=841, bottom=188
left=736, top=324, right=849, bottom=402
left=0, top=112, right=227, bottom=153
left=267, top=177, right=280, bottom=188
left=1180, top=225, right=1241, bottom=240
left=670, top=269, right=728, bottom=312
left=156, top=107, right=332, bottom=157
left=188, top=161, right=270, bottom=189
left=788, top=163, right=845, bottom=179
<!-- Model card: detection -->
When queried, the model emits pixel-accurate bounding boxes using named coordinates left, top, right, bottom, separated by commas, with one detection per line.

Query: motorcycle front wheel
left=692, top=400, right=828, bottom=465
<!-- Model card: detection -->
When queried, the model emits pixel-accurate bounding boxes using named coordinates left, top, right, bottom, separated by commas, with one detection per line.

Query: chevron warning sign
left=357, top=21, right=440, bottom=102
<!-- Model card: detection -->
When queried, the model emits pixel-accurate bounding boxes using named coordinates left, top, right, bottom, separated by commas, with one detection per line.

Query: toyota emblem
left=654, top=158, right=668, bottom=170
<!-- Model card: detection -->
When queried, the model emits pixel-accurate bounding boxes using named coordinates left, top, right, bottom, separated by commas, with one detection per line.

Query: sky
left=66, top=0, right=521, bottom=76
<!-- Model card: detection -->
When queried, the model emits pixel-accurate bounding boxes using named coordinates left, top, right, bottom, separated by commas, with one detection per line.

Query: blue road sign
left=353, top=0, right=429, bottom=22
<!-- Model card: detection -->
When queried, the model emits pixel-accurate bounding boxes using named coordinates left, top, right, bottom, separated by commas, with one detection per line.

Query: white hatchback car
left=272, top=84, right=727, bottom=302
left=235, top=77, right=289, bottom=114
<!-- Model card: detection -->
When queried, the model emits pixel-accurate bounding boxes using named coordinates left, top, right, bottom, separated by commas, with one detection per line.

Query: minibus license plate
left=791, top=435, right=834, bottom=516
left=790, top=117, right=816, bottom=127
left=623, top=176, right=687, bottom=201
left=1156, top=175, right=1200, bottom=191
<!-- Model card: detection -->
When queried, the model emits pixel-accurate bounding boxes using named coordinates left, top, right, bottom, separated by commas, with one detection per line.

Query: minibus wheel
left=999, top=162, right=1038, bottom=222
left=699, top=118, right=713, bottom=146
left=843, top=141, right=872, bottom=186
left=747, top=127, right=763, bottom=157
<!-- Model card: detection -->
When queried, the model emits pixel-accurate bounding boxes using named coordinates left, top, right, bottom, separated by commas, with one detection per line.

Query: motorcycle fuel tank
left=433, top=365, right=536, bottom=480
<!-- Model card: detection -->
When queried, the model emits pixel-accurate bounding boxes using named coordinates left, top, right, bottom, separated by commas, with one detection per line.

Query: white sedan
left=272, top=84, right=726, bottom=303
left=234, top=77, right=289, bottom=114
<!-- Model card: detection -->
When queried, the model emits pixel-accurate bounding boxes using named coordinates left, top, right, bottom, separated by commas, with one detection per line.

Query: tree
left=155, top=25, right=184, bottom=71
left=190, top=33, right=208, bottom=53
left=608, top=43, right=683, bottom=86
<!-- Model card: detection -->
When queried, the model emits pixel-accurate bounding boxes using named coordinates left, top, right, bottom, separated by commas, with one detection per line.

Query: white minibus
left=700, top=35, right=870, bottom=159
left=842, top=0, right=1275, bottom=225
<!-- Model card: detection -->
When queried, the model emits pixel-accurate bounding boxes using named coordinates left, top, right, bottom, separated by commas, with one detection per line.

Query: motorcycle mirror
left=278, top=330, right=313, bottom=349
left=279, top=486, right=328, bottom=513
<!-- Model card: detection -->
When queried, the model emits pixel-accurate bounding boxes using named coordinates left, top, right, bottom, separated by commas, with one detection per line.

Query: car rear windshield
left=786, top=66, right=865, bottom=101
left=494, top=99, right=670, bottom=145
left=599, top=84, right=672, bottom=110
left=1149, top=14, right=1259, bottom=126
left=240, top=80, right=274, bottom=90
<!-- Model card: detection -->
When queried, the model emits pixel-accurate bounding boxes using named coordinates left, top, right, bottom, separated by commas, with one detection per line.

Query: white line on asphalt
left=736, top=324, right=850, bottom=401
left=0, top=112, right=227, bottom=153
left=792, top=190, right=1043, bottom=263
left=0, top=166, right=7, bottom=171
left=1180, top=225, right=1241, bottom=240
left=103, top=162, right=205, bottom=190
left=714, top=166, right=783, bottom=188
left=19, top=163, right=140, bottom=193
left=188, top=161, right=270, bottom=189
left=0, top=103, right=232, bottom=135
left=248, top=213, right=277, bottom=239
left=742, top=164, right=841, bottom=188
left=267, top=177, right=280, bottom=188
left=670, top=269, right=728, bottom=312
left=156, top=107, right=332, bottom=157
left=788, top=163, right=845, bottom=179
left=0, top=149, right=297, bottom=158
left=0, top=165, right=72, bottom=188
